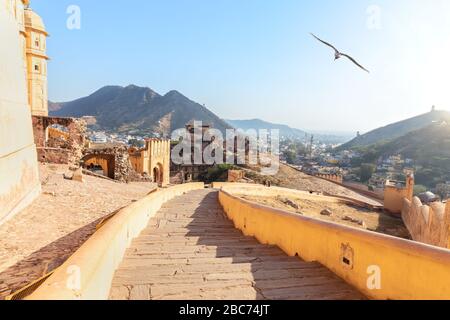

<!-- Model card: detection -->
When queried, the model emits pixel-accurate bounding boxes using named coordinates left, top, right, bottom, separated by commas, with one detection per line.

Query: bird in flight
left=310, top=33, right=370, bottom=73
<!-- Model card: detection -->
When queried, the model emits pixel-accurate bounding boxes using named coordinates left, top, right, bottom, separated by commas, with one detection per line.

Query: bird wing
left=340, top=53, right=370, bottom=73
left=310, top=33, right=339, bottom=53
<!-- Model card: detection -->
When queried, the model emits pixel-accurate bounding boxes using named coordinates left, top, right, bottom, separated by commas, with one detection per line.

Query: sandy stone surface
left=0, top=164, right=156, bottom=299
left=110, top=190, right=365, bottom=300
left=274, top=164, right=383, bottom=206
left=238, top=194, right=410, bottom=239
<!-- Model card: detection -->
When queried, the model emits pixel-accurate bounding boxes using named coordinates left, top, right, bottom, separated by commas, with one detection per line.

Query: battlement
left=384, top=174, right=414, bottom=214
left=402, top=197, right=450, bottom=249
left=316, top=173, right=343, bottom=184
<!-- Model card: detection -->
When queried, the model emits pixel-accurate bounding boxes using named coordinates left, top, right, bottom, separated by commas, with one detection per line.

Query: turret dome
left=24, top=8, right=47, bottom=34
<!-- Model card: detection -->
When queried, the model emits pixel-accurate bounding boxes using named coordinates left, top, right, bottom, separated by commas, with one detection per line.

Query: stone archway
left=153, top=163, right=164, bottom=186
left=82, top=154, right=115, bottom=179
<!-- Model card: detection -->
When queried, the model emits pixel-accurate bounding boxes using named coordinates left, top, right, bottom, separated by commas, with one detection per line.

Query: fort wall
left=26, top=183, right=205, bottom=300
left=32, top=116, right=86, bottom=167
left=0, top=2, right=41, bottom=224
left=384, top=175, right=414, bottom=214
left=129, top=139, right=170, bottom=186
left=316, top=173, right=343, bottom=184
left=402, top=197, right=450, bottom=249
left=216, top=184, right=450, bottom=300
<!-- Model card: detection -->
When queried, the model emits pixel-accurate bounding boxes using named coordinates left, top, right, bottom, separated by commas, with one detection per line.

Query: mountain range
left=225, top=119, right=308, bottom=139
left=340, top=109, right=450, bottom=150
left=49, top=85, right=232, bottom=137
left=225, top=119, right=352, bottom=144
left=49, top=85, right=353, bottom=143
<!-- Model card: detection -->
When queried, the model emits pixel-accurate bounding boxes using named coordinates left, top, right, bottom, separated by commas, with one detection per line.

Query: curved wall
left=27, top=183, right=204, bottom=300
left=217, top=184, right=450, bottom=300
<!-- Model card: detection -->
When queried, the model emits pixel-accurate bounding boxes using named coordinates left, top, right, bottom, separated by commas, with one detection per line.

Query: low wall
left=217, top=184, right=450, bottom=300
left=316, top=173, right=343, bottom=184
left=384, top=176, right=415, bottom=214
left=36, top=147, right=70, bottom=165
left=48, top=127, right=70, bottom=141
left=342, top=182, right=385, bottom=201
left=283, top=164, right=383, bottom=201
left=402, top=197, right=450, bottom=249
left=32, top=116, right=86, bottom=168
left=26, top=183, right=204, bottom=300
left=212, top=182, right=381, bottom=209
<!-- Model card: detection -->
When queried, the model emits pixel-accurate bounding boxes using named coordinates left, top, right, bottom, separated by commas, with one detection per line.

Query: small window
left=35, top=40, right=40, bottom=47
left=34, top=64, right=40, bottom=71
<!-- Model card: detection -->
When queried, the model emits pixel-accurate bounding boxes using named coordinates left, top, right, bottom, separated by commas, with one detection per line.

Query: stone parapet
left=217, top=184, right=450, bottom=300
left=26, top=183, right=205, bottom=300
left=402, top=197, right=450, bottom=249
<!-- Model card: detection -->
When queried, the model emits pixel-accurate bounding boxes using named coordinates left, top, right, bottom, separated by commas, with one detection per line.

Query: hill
left=50, top=85, right=232, bottom=136
left=356, top=122, right=450, bottom=188
left=226, top=119, right=350, bottom=143
left=225, top=119, right=307, bottom=139
left=340, top=109, right=450, bottom=150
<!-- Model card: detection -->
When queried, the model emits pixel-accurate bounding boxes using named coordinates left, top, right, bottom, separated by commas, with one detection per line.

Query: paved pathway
left=109, top=189, right=365, bottom=300
left=0, top=164, right=156, bottom=300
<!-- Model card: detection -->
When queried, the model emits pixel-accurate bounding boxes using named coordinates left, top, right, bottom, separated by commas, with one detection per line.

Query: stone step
left=109, top=189, right=365, bottom=300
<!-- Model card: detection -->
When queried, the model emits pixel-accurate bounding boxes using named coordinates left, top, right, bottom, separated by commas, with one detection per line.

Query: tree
left=360, top=163, right=376, bottom=183
left=284, top=150, right=297, bottom=164
left=128, top=139, right=145, bottom=149
left=414, top=185, right=427, bottom=196
left=435, top=183, right=450, bottom=200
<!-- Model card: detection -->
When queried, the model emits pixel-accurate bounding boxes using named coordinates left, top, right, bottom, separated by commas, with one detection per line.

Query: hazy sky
left=32, top=0, right=450, bottom=133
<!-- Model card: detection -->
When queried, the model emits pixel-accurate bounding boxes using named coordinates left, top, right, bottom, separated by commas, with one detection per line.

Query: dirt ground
left=275, top=164, right=383, bottom=206
left=238, top=193, right=410, bottom=240
left=245, top=163, right=383, bottom=207
left=0, top=164, right=156, bottom=299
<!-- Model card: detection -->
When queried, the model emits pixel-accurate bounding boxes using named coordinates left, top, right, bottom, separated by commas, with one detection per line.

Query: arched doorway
left=82, top=154, right=115, bottom=179
left=153, top=163, right=164, bottom=186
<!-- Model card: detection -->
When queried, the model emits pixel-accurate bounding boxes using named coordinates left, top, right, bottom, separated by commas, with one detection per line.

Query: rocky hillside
left=50, top=85, right=232, bottom=136
left=340, top=109, right=450, bottom=150
left=355, top=122, right=450, bottom=187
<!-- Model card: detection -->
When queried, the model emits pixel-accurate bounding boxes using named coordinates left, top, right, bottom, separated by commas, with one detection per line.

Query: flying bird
left=310, top=33, right=370, bottom=73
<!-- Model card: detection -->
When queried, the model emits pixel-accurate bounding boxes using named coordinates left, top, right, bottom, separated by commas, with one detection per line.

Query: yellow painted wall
left=129, top=151, right=145, bottom=174
left=26, top=183, right=205, bottom=300
left=84, top=157, right=111, bottom=178
left=130, top=139, right=171, bottom=186
left=0, top=1, right=41, bottom=224
left=48, top=127, right=69, bottom=141
left=148, top=139, right=170, bottom=186
left=217, top=184, right=450, bottom=300
left=384, top=175, right=414, bottom=214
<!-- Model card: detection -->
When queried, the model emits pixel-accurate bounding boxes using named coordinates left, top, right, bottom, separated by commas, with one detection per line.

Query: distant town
left=280, top=134, right=449, bottom=202
left=82, top=123, right=450, bottom=204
